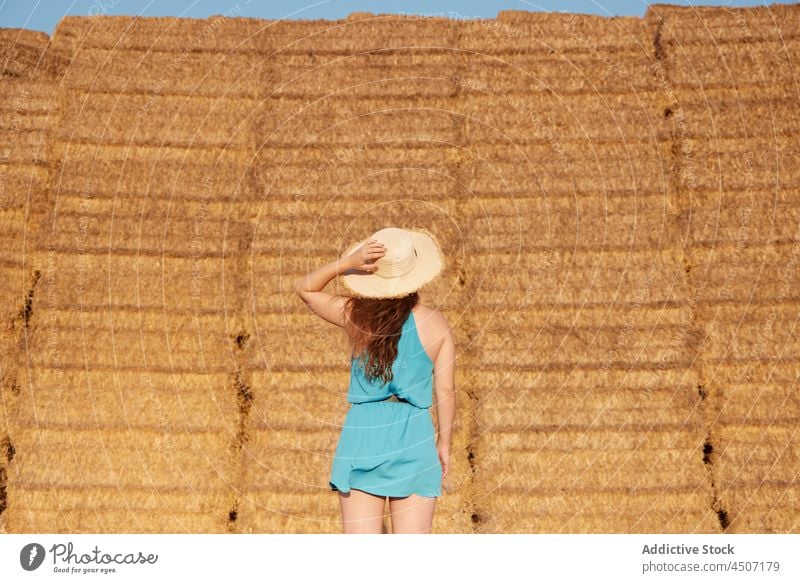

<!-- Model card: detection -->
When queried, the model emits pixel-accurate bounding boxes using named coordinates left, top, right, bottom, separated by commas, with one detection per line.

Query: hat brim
left=340, top=228, right=444, bottom=298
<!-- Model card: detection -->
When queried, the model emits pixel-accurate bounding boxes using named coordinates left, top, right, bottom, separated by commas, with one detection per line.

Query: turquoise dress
left=329, top=310, right=442, bottom=498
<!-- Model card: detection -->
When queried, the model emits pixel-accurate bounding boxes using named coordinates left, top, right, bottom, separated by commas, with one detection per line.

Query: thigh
left=388, top=494, right=437, bottom=534
left=338, top=488, right=387, bottom=534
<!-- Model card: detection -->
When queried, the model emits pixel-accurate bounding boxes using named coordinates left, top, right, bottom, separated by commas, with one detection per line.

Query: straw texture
left=0, top=4, right=798, bottom=533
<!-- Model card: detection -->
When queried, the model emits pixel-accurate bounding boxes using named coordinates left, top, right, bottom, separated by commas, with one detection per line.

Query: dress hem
left=329, top=480, right=440, bottom=499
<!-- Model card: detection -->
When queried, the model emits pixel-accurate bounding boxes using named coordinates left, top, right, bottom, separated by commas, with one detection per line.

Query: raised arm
left=293, top=238, right=386, bottom=326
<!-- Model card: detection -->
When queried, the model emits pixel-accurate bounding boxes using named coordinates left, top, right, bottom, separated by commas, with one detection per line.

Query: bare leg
left=388, top=494, right=437, bottom=533
left=338, top=488, right=387, bottom=534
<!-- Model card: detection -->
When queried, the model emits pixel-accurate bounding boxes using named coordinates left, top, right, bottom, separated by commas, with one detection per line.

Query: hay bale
left=252, top=97, right=461, bottom=145
left=723, top=483, right=800, bottom=533
left=2, top=4, right=799, bottom=533
left=472, top=490, right=719, bottom=533
left=647, top=3, right=800, bottom=43
left=52, top=15, right=266, bottom=53
left=59, top=92, right=256, bottom=147
left=53, top=146, right=252, bottom=201
left=5, top=487, right=231, bottom=533
left=713, top=425, right=799, bottom=533
left=59, top=47, right=262, bottom=98
left=5, top=428, right=236, bottom=533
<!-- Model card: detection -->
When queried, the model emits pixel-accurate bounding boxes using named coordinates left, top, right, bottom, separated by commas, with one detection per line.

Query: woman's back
left=347, top=306, right=437, bottom=408
left=331, top=303, right=445, bottom=500
left=296, top=226, right=452, bottom=530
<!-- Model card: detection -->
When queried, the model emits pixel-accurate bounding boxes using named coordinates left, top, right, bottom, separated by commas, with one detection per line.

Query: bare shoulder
left=414, top=305, right=454, bottom=356
left=415, top=304, right=450, bottom=328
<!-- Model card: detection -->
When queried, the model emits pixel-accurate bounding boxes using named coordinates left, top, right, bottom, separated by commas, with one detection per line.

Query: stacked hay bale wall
left=0, top=28, right=68, bottom=533
left=0, top=4, right=797, bottom=533
left=457, top=10, right=713, bottom=533
left=649, top=3, right=800, bottom=533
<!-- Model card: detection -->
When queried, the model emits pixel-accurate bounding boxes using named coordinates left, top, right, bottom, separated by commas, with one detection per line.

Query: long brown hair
left=344, top=292, right=420, bottom=385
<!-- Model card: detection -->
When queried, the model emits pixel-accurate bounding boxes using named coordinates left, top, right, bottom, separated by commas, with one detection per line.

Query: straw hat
left=341, top=227, right=445, bottom=298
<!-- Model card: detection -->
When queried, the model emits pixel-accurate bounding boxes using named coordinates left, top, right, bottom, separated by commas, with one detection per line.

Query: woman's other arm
left=432, top=312, right=456, bottom=478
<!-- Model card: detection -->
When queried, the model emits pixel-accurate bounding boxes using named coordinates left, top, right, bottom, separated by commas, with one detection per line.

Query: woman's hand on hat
left=344, top=239, right=386, bottom=273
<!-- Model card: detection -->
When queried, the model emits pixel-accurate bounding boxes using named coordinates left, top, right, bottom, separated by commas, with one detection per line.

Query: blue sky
left=0, top=0, right=782, bottom=35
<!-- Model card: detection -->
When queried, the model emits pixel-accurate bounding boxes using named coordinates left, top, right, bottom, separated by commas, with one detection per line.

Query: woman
left=294, top=227, right=456, bottom=534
